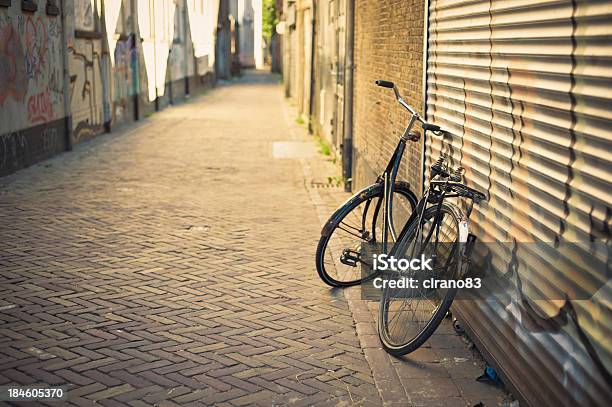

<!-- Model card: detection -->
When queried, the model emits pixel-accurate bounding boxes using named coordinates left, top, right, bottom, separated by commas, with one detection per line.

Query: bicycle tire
left=316, top=182, right=417, bottom=287
left=378, top=203, right=463, bottom=355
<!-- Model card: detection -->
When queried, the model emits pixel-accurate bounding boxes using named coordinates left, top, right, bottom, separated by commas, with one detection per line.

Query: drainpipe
left=183, top=1, right=190, bottom=96
left=131, top=0, right=140, bottom=120
left=59, top=0, right=73, bottom=151
left=307, top=0, right=316, bottom=134
left=152, top=0, right=159, bottom=111
left=100, top=0, right=112, bottom=132
left=283, top=2, right=289, bottom=97
left=342, top=0, right=354, bottom=192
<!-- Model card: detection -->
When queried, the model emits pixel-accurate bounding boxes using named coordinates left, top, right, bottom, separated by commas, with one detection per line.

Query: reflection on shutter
left=426, top=0, right=612, bottom=406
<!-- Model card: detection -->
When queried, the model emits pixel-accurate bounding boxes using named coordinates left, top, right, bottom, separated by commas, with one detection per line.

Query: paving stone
left=453, top=377, right=508, bottom=401
left=359, top=334, right=382, bottom=349
left=114, top=385, right=164, bottom=402
left=412, top=396, right=470, bottom=406
left=394, top=359, right=451, bottom=379
left=425, top=334, right=466, bottom=349
left=230, top=389, right=278, bottom=406
left=433, top=348, right=484, bottom=379
left=355, top=322, right=378, bottom=336
left=87, top=384, right=135, bottom=401
left=391, top=347, right=439, bottom=364
left=400, top=378, right=461, bottom=398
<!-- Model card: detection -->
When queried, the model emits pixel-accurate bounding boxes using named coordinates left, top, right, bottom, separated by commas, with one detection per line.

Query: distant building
left=228, top=0, right=263, bottom=69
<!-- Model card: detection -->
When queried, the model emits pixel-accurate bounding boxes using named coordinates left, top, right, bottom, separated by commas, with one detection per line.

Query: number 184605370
left=1, top=386, right=66, bottom=401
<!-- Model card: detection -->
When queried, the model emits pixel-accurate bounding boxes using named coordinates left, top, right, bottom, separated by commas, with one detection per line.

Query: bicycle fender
left=320, top=181, right=413, bottom=237
left=320, top=184, right=383, bottom=237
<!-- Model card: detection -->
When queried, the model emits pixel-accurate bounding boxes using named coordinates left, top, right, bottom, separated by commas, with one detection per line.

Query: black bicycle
left=377, top=154, right=486, bottom=355
left=315, top=80, right=446, bottom=287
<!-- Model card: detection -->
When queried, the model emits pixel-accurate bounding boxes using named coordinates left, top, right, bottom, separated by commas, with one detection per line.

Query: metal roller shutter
left=425, top=0, right=612, bottom=405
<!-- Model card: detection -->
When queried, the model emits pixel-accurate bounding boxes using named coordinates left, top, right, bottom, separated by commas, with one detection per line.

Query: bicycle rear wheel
left=378, top=203, right=462, bottom=355
left=316, top=182, right=416, bottom=287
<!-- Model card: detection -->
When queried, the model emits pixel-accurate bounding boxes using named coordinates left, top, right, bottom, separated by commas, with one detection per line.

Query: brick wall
left=352, top=0, right=424, bottom=194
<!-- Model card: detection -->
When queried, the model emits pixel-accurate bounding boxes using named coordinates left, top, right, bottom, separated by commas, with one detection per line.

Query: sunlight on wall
left=104, top=0, right=123, bottom=66
left=138, top=0, right=176, bottom=101
left=186, top=0, right=218, bottom=77
left=187, top=0, right=218, bottom=59
left=134, top=0, right=218, bottom=102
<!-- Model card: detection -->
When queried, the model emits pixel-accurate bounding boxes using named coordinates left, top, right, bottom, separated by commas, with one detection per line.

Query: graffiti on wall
left=0, top=7, right=64, bottom=175
left=69, top=39, right=104, bottom=142
left=24, top=16, right=47, bottom=80
left=0, top=124, right=64, bottom=176
left=114, top=38, right=130, bottom=97
left=27, top=89, right=54, bottom=124
left=0, top=19, right=28, bottom=106
left=0, top=8, right=63, bottom=136
left=112, top=33, right=138, bottom=121
left=0, top=131, right=27, bottom=172
left=75, top=0, right=95, bottom=31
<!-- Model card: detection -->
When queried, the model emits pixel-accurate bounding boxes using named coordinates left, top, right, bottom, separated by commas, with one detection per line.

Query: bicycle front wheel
left=316, top=182, right=417, bottom=287
left=378, top=203, right=462, bottom=355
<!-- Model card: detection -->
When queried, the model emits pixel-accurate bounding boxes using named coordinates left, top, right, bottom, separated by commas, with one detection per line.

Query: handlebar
left=375, top=80, right=394, bottom=89
left=422, top=123, right=441, bottom=132
left=375, top=79, right=441, bottom=134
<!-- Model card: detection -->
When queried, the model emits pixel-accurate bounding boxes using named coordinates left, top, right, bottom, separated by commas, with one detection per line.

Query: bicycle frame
left=374, top=119, right=422, bottom=252
left=376, top=136, right=407, bottom=252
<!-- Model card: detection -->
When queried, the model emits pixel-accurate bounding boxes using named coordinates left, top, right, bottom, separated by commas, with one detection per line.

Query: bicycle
left=315, top=80, right=446, bottom=287
left=377, top=153, right=486, bottom=355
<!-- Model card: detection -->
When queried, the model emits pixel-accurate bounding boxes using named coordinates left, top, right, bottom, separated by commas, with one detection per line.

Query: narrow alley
left=0, top=72, right=508, bottom=406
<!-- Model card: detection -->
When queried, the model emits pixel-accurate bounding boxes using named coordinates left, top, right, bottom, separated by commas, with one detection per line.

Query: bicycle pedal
left=340, top=249, right=361, bottom=267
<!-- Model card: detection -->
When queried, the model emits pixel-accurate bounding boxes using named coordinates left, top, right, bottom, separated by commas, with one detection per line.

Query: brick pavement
left=0, top=71, right=509, bottom=406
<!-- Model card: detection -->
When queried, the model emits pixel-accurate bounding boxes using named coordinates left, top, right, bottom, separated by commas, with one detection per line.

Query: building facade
left=0, top=0, right=69, bottom=174
left=233, top=0, right=263, bottom=68
left=281, top=0, right=313, bottom=120
left=311, top=0, right=345, bottom=154
left=283, top=0, right=425, bottom=194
